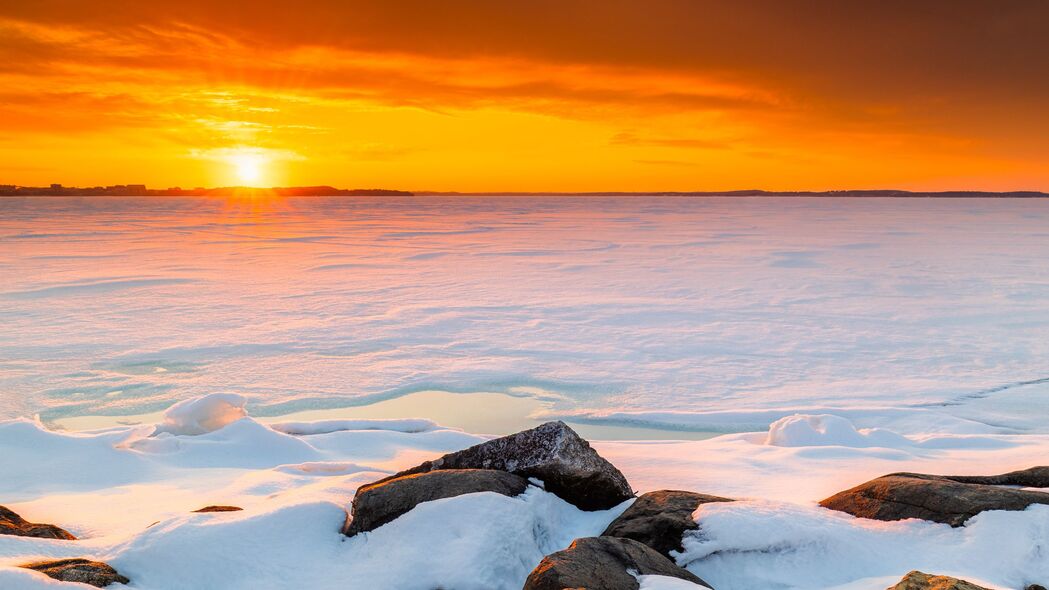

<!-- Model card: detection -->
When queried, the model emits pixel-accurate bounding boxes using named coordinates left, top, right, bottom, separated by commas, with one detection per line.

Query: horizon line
left=2, top=184, right=1049, bottom=198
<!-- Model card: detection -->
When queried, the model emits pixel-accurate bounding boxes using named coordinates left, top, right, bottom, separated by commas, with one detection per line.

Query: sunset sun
left=231, top=153, right=265, bottom=186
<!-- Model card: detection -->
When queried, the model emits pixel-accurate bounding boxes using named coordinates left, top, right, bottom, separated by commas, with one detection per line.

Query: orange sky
left=1, top=1, right=1047, bottom=191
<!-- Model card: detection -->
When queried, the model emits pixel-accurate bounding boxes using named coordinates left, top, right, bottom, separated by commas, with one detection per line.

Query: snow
left=638, top=575, right=712, bottom=589
left=0, top=402, right=630, bottom=590
left=764, top=414, right=914, bottom=448
left=677, top=501, right=1046, bottom=590
left=156, top=394, right=247, bottom=436
left=2, top=401, right=1048, bottom=589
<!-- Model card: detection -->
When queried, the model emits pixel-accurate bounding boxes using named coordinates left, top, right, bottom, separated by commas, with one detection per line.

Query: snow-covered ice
left=2, top=196, right=1048, bottom=436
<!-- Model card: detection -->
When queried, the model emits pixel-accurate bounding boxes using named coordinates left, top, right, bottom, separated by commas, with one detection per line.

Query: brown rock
left=602, top=490, right=733, bottom=557
left=192, top=505, right=243, bottom=513
left=819, top=472, right=1049, bottom=526
left=0, top=505, right=76, bottom=540
left=384, top=421, right=633, bottom=511
left=940, top=466, right=1049, bottom=487
left=22, top=559, right=129, bottom=588
left=887, top=570, right=991, bottom=590
left=345, top=468, right=529, bottom=535
left=523, top=536, right=712, bottom=590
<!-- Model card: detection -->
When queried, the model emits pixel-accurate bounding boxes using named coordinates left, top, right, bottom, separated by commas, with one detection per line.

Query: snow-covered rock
left=887, top=571, right=993, bottom=590
left=345, top=468, right=530, bottom=535
left=0, top=505, right=75, bottom=540
left=390, top=421, right=634, bottom=510
left=601, top=490, right=732, bottom=557
left=21, top=559, right=129, bottom=588
left=819, top=471, right=1049, bottom=526
left=523, top=536, right=712, bottom=590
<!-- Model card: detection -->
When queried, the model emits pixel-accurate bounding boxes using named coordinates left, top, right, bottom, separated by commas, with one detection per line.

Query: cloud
left=611, top=132, right=733, bottom=150
left=1, top=2, right=1047, bottom=189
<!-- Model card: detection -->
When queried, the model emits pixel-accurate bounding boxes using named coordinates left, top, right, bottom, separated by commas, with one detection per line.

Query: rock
left=602, top=490, right=733, bottom=557
left=345, top=468, right=529, bottom=535
left=192, top=505, right=243, bottom=513
left=21, top=559, right=129, bottom=588
left=940, top=466, right=1049, bottom=487
left=386, top=421, right=633, bottom=510
left=523, top=536, right=712, bottom=590
left=886, top=570, right=991, bottom=590
left=1026, top=586, right=1048, bottom=590
left=0, top=505, right=76, bottom=540
left=820, top=472, right=1049, bottom=526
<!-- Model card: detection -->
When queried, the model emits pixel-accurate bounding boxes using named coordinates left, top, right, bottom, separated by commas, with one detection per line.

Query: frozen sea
left=2, top=195, right=1048, bottom=436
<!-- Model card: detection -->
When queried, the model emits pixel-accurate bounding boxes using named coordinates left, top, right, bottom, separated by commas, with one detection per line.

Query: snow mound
left=638, top=575, right=712, bottom=589
left=158, top=394, right=248, bottom=436
left=677, top=500, right=1047, bottom=590
left=764, top=414, right=913, bottom=448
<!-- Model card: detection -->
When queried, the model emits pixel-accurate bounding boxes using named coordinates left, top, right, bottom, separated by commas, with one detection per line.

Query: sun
left=230, top=153, right=265, bottom=186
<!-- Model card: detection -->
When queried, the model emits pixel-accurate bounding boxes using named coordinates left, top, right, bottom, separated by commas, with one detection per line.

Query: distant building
left=50, top=183, right=62, bottom=189
left=126, top=184, right=147, bottom=193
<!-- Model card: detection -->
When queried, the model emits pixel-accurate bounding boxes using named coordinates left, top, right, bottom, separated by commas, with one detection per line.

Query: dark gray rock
left=0, top=505, right=76, bottom=540
left=345, top=468, right=529, bottom=535
left=385, top=421, right=633, bottom=510
left=602, top=490, right=733, bottom=557
left=22, top=559, right=129, bottom=587
left=886, top=570, right=991, bottom=590
left=820, top=471, right=1049, bottom=526
left=192, top=505, right=243, bottom=513
left=523, top=536, right=712, bottom=590
left=1026, top=585, right=1048, bottom=590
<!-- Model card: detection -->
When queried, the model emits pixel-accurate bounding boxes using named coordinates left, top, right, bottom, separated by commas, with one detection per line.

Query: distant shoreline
left=2, top=186, right=1047, bottom=198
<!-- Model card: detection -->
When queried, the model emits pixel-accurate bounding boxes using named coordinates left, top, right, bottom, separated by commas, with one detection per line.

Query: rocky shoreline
left=3, top=420, right=1047, bottom=589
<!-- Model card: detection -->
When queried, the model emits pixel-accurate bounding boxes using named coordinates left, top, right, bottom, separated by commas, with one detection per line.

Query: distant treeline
left=0, top=185, right=413, bottom=197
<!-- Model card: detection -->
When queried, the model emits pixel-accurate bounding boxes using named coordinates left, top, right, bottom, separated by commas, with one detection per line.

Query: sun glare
left=231, top=153, right=265, bottom=186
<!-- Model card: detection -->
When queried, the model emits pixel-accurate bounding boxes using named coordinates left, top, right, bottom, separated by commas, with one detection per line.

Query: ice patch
left=556, top=407, right=1002, bottom=436
left=273, top=462, right=378, bottom=476
left=270, top=418, right=440, bottom=436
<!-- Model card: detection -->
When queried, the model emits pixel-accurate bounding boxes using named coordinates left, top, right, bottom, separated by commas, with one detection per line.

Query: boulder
left=940, top=466, right=1049, bottom=487
left=345, top=468, right=529, bottom=535
left=886, top=570, right=991, bottom=590
left=0, top=505, right=76, bottom=540
left=523, top=536, right=712, bottom=590
left=602, top=490, right=733, bottom=557
left=385, top=421, right=633, bottom=510
left=192, top=505, right=243, bottom=513
left=21, top=559, right=129, bottom=588
left=819, top=472, right=1049, bottom=526
left=1027, top=586, right=1048, bottom=590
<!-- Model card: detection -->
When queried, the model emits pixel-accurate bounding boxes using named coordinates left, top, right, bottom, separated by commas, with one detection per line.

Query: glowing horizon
left=1, top=2, right=1047, bottom=192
